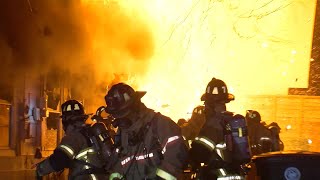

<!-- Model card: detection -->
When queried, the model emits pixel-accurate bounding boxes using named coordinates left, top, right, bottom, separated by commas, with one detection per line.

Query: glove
left=36, top=170, right=43, bottom=180
left=35, top=159, right=55, bottom=177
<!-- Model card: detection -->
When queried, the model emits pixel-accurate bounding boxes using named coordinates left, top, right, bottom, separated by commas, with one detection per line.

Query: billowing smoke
left=0, top=0, right=154, bottom=111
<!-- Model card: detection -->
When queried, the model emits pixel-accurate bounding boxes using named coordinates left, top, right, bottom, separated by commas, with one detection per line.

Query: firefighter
left=267, top=122, right=284, bottom=151
left=246, top=110, right=284, bottom=155
left=177, top=118, right=188, bottom=127
left=189, top=78, right=250, bottom=180
left=35, top=100, right=108, bottom=180
left=180, top=105, right=206, bottom=141
left=105, top=83, right=188, bottom=180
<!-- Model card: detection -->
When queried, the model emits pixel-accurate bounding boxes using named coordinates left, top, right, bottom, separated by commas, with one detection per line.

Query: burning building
left=0, top=0, right=319, bottom=171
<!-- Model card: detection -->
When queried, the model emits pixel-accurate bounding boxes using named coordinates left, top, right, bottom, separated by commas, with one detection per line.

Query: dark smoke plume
left=0, top=0, right=155, bottom=110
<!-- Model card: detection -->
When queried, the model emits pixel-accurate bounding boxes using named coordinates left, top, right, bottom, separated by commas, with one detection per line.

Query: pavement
left=0, top=170, right=68, bottom=180
left=0, top=155, right=67, bottom=179
left=0, top=170, right=36, bottom=180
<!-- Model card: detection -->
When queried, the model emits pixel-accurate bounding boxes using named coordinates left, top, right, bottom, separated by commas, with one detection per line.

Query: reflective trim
left=194, top=137, right=215, bottom=150
left=260, top=137, right=271, bottom=141
left=188, top=140, right=192, bottom=148
left=84, top=162, right=98, bottom=180
left=136, top=152, right=154, bottom=160
left=168, top=136, right=179, bottom=143
left=162, top=136, right=180, bottom=154
left=216, top=143, right=226, bottom=159
left=212, top=87, right=219, bottom=94
left=121, top=156, right=133, bottom=166
left=90, top=174, right=97, bottom=180
left=58, top=145, right=75, bottom=158
left=218, top=168, right=227, bottom=176
left=121, top=153, right=154, bottom=165
left=217, top=175, right=244, bottom=180
left=216, top=143, right=226, bottom=149
left=216, top=149, right=224, bottom=159
left=98, top=134, right=104, bottom=141
left=109, top=172, right=123, bottom=180
left=156, top=168, right=177, bottom=180
left=75, top=148, right=95, bottom=159
left=238, top=128, right=243, bottom=137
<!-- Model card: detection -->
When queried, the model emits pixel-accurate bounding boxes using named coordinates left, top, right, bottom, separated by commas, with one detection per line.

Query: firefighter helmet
left=105, top=83, right=146, bottom=118
left=177, top=118, right=187, bottom=127
left=201, top=78, right=234, bottom=103
left=245, top=110, right=261, bottom=123
left=61, top=100, right=88, bottom=123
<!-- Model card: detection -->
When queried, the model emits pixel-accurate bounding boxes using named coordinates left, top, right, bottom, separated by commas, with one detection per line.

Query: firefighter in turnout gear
left=105, top=83, right=188, bottom=180
left=179, top=105, right=206, bottom=146
left=36, top=100, right=108, bottom=180
left=246, top=110, right=284, bottom=156
left=189, top=78, right=251, bottom=180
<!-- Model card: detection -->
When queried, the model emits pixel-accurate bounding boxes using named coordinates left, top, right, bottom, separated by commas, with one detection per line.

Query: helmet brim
left=201, top=93, right=235, bottom=103
left=136, top=91, right=146, bottom=99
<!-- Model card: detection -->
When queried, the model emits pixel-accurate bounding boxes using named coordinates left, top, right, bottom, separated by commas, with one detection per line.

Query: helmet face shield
left=104, top=83, right=146, bottom=119
left=105, top=94, right=125, bottom=113
left=104, top=89, right=134, bottom=118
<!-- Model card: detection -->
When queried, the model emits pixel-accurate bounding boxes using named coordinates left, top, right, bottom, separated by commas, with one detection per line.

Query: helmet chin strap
left=204, top=101, right=226, bottom=115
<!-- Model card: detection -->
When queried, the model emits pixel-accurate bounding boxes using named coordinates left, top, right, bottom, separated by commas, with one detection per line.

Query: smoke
left=0, top=0, right=154, bottom=110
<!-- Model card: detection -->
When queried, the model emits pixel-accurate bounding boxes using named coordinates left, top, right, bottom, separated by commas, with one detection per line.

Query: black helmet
left=61, top=100, right=88, bottom=122
left=245, top=110, right=261, bottom=123
left=192, top=105, right=205, bottom=115
left=201, top=78, right=235, bottom=103
left=177, top=118, right=187, bottom=126
left=105, top=83, right=146, bottom=119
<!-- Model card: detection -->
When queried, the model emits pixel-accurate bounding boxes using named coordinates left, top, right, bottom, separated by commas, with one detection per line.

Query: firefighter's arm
left=156, top=117, right=189, bottom=180
left=36, top=147, right=72, bottom=176
left=189, top=122, right=223, bottom=166
left=36, top=134, right=81, bottom=176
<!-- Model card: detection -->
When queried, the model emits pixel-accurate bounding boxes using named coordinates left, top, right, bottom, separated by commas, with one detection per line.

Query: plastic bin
left=251, top=151, right=320, bottom=180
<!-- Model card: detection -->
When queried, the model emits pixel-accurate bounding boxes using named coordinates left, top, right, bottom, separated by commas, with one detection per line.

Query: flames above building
left=82, top=0, right=316, bottom=121
left=0, top=0, right=317, bottom=121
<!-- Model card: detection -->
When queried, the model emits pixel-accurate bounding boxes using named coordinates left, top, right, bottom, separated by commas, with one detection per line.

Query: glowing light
left=80, top=0, right=316, bottom=121
left=282, top=71, right=287, bottom=76
left=261, top=42, right=268, bottom=48
left=291, top=50, right=297, bottom=55
left=228, top=86, right=235, bottom=94
left=290, top=59, right=295, bottom=63
left=310, top=58, right=315, bottom=62
left=286, top=125, right=292, bottom=130
left=307, top=139, right=312, bottom=144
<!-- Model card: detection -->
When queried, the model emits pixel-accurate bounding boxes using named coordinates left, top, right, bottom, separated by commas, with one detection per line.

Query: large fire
left=80, top=0, right=317, bottom=121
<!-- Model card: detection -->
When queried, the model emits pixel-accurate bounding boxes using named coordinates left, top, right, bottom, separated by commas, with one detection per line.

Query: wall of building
left=243, top=95, right=320, bottom=152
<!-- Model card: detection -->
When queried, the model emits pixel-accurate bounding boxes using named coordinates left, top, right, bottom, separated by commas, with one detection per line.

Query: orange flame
left=81, top=0, right=316, bottom=121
